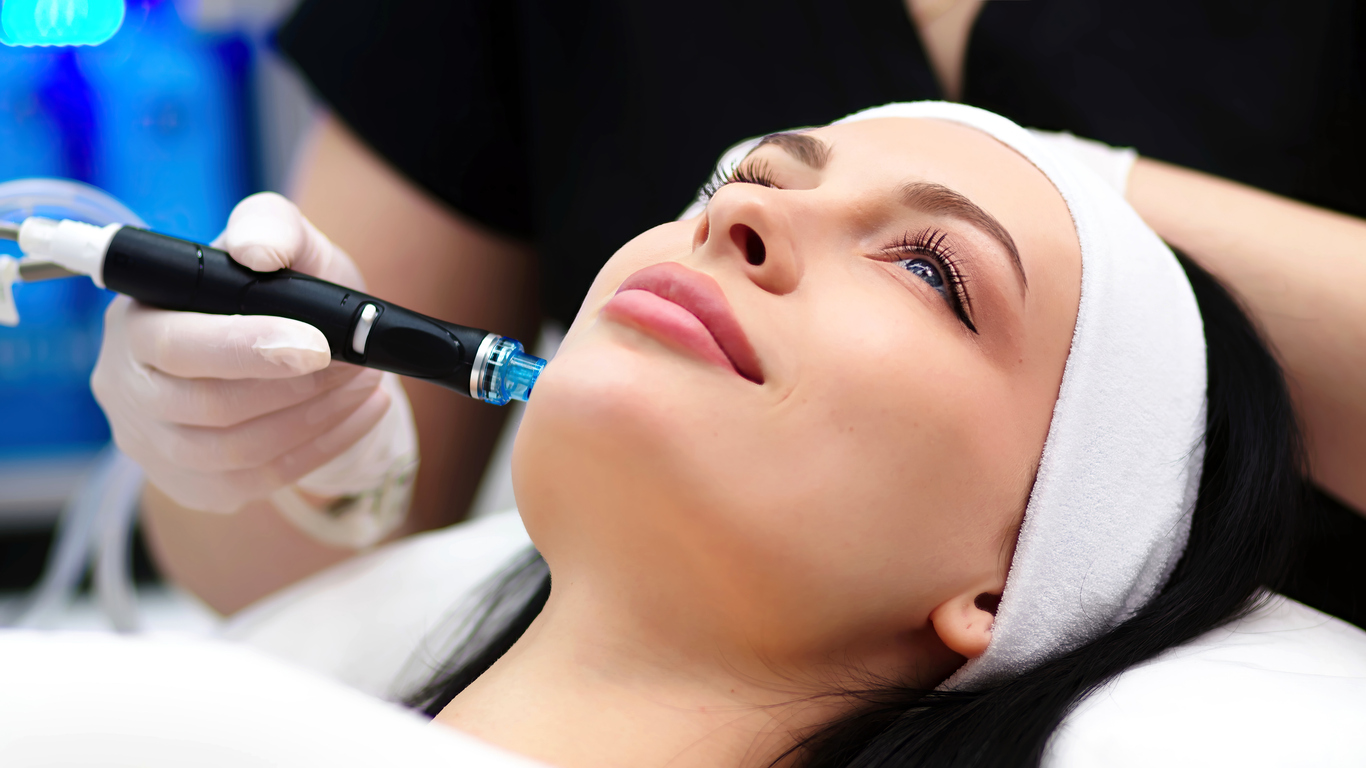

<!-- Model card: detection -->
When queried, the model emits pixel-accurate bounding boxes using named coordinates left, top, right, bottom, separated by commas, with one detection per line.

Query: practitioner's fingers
left=127, top=386, right=393, bottom=515
left=101, top=191, right=416, bottom=516
left=139, top=362, right=370, bottom=428
left=121, top=300, right=331, bottom=380
left=130, top=369, right=385, bottom=473
left=214, top=192, right=366, bottom=288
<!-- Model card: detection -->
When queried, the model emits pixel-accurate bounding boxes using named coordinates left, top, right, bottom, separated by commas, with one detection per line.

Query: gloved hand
left=1027, top=129, right=1138, bottom=197
left=92, top=193, right=418, bottom=531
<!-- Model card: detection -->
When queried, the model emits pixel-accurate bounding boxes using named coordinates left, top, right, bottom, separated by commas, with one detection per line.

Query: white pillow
left=0, top=630, right=550, bottom=768
left=222, top=508, right=532, bottom=699
left=1047, top=595, right=1366, bottom=766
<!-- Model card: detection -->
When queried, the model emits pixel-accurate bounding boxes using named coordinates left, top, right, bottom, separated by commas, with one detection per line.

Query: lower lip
left=601, top=289, right=737, bottom=375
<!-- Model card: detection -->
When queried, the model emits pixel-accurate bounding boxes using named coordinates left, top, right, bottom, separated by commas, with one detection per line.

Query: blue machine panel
left=0, top=0, right=254, bottom=462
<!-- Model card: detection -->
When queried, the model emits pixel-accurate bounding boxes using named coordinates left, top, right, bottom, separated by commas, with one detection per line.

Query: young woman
left=329, top=104, right=1303, bottom=768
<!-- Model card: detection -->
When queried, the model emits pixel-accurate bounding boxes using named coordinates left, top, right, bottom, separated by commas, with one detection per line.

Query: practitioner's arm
left=140, top=116, right=540, bottom=614
left=1128, top=158, right=1366, bottom=513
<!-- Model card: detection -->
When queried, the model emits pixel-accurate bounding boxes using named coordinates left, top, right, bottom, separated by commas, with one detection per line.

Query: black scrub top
left=278, top=0, right=1366, bottom=625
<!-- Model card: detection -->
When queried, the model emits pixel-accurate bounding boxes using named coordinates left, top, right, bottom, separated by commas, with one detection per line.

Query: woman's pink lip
left=603, top=262, right=764, bottom=384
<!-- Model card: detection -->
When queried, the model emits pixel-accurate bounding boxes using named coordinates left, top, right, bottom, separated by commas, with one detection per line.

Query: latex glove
left=92, top=193, right=417, bottom=519
left=1027, top=129, right=1138, bottom=197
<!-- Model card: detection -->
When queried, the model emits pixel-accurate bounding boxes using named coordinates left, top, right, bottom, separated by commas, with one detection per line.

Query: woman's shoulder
left=221, top=509, right=532, bottom=698
left=1047, top=594, right=1366, bottom=767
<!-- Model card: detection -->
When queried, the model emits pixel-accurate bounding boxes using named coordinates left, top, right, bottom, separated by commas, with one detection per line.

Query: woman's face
left=513, top=118, right=1081, bottom=683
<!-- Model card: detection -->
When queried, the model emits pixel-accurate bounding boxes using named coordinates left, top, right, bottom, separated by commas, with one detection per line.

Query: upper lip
left=614, top=262, right=764, bottom=384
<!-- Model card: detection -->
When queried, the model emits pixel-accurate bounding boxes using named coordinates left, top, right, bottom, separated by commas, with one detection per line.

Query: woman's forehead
left=809, top=117, right=1040, bottom=179
left=808, top=120, right=1071, bottom=234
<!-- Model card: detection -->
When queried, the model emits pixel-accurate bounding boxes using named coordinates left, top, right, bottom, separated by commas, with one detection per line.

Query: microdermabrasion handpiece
left=0, top=218, right=545, bottom=405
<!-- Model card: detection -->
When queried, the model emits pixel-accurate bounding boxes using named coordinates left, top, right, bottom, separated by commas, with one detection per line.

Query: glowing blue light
left=1, top=0, right=125, bottom=47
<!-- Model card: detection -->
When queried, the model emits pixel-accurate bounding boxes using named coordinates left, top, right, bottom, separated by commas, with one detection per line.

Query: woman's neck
left=433, top=581, right=845, bottom=768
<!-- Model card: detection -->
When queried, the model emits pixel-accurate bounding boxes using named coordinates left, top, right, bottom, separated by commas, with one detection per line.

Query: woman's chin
left=511, top=326, right=741, bottom=528
left=529, top=322, right=743, bottom=434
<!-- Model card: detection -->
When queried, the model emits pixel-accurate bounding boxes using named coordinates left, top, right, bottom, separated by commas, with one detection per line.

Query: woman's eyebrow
left=899, top=181, right=1028, bottom=294
left=751, top=134, right=1027, bottom=294
left=755, top=132, right=831, bottom=169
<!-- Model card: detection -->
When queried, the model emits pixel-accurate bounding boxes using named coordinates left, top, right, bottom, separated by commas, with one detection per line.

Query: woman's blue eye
left=886, top=228, right=977, bottom=334
left=898, top=258, right=945, bottom=291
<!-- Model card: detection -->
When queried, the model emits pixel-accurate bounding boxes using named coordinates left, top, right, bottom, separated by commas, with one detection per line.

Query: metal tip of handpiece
left=0, top=221, right=20, bottom=242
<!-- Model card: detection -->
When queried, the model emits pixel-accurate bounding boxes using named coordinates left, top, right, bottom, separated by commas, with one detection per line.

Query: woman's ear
left=928, top=589, right=1001, bottom=659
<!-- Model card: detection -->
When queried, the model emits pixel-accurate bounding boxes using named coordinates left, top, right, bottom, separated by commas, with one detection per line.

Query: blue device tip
left=477, top=337, right=546, bottom=406
left=500, top=348, right=547, bottom=404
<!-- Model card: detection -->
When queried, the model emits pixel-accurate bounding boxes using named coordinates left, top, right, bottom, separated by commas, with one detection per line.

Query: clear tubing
left=0, top=179, right=146, bottom=630
left=0, top=177, right=144, bottom=230
left=476, top=337, right=547, bottom=406
left=94, top=449, right=146, bottom=633
left=0, top=450, right=110, bottom=627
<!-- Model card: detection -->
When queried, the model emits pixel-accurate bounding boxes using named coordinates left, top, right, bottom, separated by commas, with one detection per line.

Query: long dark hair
left=406, top=254, right=1306, bottom=767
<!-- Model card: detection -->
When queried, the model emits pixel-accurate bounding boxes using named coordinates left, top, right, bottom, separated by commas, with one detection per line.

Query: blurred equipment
left=0, top=445, right=145, bottom=631
left=0, top=179, right=143, bottom=519
left=0, top=0, right=126, bottom=47
left=0, top=0, right=307, bottom=627
left=0, top=180, right=145, bottom=631
left=0, top=3, right=255, bottom=515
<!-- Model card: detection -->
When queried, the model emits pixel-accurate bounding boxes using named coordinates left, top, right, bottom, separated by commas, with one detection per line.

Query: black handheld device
left=3, top=219, right=544, bottom=405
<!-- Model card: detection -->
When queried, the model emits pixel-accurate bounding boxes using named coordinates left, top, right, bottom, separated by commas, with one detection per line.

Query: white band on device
left=352, top=303, right=378, bottom=355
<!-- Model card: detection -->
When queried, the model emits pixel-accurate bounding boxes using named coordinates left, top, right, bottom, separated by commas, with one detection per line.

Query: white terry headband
left=689, top=102, right=1207, bottom=690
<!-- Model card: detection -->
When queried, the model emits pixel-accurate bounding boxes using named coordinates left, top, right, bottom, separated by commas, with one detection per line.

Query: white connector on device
left=16, top=217, right=123, bottom=288
left=0, top=216, right=124, bottom=326
left=0, top=256, right=18, bottom=327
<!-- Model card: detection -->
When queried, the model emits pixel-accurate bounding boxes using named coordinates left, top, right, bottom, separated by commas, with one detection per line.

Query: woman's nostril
left=746, top=229, right=766, bottom=266
left=694, top=214, right=711, bottom=249
left=730, top=224, right=766, bottom=266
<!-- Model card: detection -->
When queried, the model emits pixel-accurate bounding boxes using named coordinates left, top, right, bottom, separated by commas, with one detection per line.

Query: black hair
left=406, top=254, right=1306, bottom=767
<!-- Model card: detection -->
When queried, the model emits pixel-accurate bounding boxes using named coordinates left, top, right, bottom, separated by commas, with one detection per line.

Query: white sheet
left=0, top=629, right=551, bottom=767
left=222, top=508, right=532, bottom=700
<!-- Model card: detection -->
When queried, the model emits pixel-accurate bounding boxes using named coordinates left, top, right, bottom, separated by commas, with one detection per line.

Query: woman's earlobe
left=929, top=591, right=1000, bottom=659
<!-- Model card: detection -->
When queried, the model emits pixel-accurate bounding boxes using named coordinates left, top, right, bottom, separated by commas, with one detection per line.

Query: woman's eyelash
left=885, top=228, right=978, bottom=334
left=699, top=160, right=779, bottom=201
left=695, top=168, right=977, bottom=332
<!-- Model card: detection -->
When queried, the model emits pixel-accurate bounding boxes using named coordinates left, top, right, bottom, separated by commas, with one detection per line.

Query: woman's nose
left=694, top=184, right=802, bottom=296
